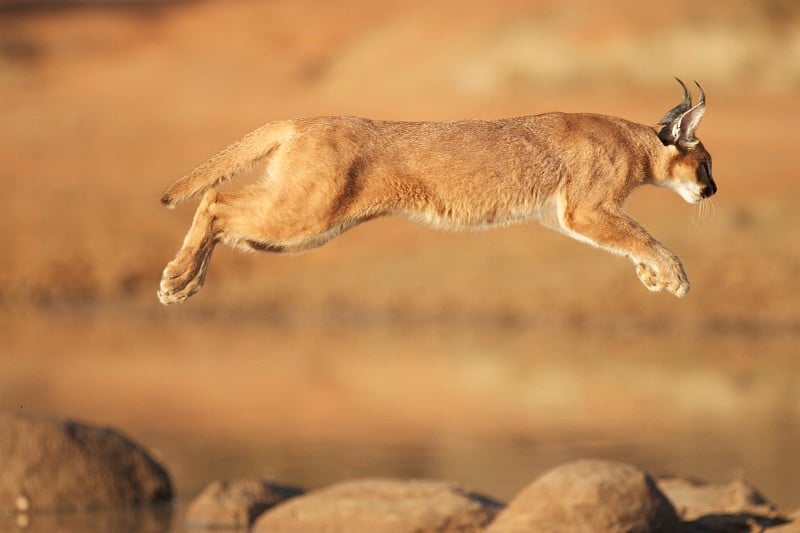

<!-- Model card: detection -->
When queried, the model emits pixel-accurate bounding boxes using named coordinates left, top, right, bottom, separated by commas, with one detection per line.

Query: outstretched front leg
left=558, top=202, right=690, bottom=297
left=158, top=191, right=220, bottom=305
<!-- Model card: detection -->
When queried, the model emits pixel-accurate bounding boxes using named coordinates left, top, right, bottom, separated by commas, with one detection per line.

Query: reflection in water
left=1, top=505, right=172, bottom=533
left=1, top=308, right=799, bottom=533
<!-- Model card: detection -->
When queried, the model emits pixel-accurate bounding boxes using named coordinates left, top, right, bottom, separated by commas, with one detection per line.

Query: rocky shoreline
left=2, top=414, right=797, bottom=532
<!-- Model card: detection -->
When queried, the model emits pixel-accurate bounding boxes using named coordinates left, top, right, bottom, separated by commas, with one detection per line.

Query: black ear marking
left=658, top=125, right=677, bottom=146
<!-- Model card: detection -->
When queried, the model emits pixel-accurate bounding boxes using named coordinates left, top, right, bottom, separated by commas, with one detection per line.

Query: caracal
left=158, top=79, right=716, bottom=305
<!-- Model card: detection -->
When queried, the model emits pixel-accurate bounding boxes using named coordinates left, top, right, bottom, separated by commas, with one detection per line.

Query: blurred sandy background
left=1, top=0, right=799, bottom=509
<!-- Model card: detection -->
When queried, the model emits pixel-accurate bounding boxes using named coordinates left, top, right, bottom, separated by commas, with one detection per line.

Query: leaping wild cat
left=158, top=79, right=716, bottom=305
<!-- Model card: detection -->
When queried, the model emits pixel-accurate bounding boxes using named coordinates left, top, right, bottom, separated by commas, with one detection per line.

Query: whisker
left=692, top=198, right=715, bottom=224
left=693, top=201, right=704, bottom=224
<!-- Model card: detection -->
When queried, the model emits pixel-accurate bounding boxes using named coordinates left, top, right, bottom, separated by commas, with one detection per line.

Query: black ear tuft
left=657, top=78, right=692, bottom=126
left=658, top=79, right=707, bottom=148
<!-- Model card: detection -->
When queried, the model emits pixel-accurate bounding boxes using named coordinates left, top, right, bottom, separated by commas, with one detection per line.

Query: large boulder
left=184, top=479, right=304, bottom=529
left=0, top=412, right=173, bottom=513
left=487, top=459, right=682, bottom=533
left=252, top=478, right=504, bottom=533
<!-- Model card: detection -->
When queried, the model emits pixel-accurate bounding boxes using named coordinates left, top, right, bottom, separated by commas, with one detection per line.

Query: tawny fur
left=158, top=82, right=716, bottom=305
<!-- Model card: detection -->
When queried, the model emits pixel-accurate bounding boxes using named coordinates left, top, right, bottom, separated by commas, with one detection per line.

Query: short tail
left=160, top=121, right=293, bottom=208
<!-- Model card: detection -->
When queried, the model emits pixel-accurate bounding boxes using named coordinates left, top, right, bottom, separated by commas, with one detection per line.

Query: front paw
left=636, top=263, right=662, bottom=292
left=635, top=260, right=690, bottom=298
left=669, top=276, right=690, bottom=297
left=664, top=260, right=690, bottom=297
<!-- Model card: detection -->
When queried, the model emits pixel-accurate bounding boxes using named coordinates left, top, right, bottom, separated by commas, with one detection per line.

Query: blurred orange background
left=1, top=0, right=799, bottom=509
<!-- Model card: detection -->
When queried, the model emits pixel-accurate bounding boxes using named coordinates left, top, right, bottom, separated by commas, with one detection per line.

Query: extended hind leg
left=212, top=187, right=347, bottom=255
left=158, top=187, right=347, bottom=305
left=158, top=191, right=221, bottom=305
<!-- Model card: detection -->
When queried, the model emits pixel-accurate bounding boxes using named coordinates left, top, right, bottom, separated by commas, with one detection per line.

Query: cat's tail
left=160, top=121, right=293, bottom=208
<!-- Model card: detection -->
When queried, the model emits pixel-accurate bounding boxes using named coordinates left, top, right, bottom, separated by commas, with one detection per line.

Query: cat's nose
left=701, top=179, right=717, bottom=198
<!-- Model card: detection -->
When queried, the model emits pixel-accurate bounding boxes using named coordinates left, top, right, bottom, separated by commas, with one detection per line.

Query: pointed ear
left=670, top=81, right=706, bottom=146
left=657, top=78, right=692, bottom=126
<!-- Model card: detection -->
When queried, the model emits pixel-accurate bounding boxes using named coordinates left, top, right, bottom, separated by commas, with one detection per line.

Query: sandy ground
left=1, top=0, right=799, bottom=508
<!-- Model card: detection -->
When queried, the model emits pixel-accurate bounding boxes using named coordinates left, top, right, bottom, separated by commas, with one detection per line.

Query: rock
left=486, top=459, right=682, bottom=533
left=684, top=513, right=793, bottom=533
left=0, top=412, right=173, bottom=513
left=659, top=478, right=796, bottom=533
left=767, top=510, right=800, bottom=532
left=184, top=479, right=304, bottom=529
left=657, top=477, right=774, bottom=520
left=252, top=478, right=504, bottom=533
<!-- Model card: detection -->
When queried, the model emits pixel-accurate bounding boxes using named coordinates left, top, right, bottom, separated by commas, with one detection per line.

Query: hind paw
left=157, top=257, right=208, bottom=305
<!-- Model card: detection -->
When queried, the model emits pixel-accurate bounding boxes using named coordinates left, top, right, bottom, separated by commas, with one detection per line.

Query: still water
left=2, top=307, right=799, bottom=531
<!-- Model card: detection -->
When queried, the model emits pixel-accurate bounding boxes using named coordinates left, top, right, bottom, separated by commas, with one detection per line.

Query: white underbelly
left=403, top=196, right=560, bottom=232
